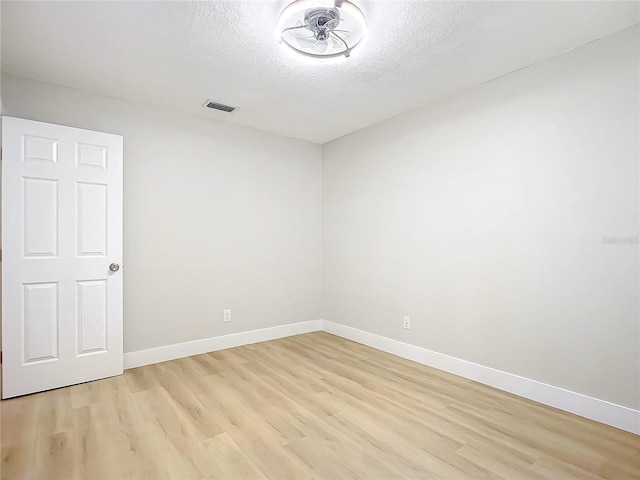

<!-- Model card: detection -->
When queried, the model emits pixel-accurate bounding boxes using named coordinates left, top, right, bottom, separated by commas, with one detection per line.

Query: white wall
left=1, top=74, right=323, bottom=353
left=322, top=26, right=639, bottom=409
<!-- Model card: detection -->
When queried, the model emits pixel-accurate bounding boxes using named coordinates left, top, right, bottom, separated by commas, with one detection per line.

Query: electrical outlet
left=224, top=309, right=232, bottom=323
left=403, top=316, right=411, bottom=330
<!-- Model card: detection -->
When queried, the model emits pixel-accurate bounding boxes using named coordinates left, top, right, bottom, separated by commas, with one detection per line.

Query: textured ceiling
left=2, top=1, right=638, bottom=144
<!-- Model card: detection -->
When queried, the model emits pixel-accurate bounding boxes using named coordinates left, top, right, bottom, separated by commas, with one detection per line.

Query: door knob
left=109, top=263, right=120, bottom=272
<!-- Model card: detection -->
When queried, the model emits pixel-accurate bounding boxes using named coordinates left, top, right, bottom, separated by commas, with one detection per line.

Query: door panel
left=23, top=135, right=58, bottom=164
left=76, top=143, right=107, bottom=169
left=77, top=182, right=108, bottom=256
left=22, top=282, right=59, bottom=363
left=23, top=177, right=59, bottom=257
left=76, top=279, right=108, bottom=355
left=2, top=116, right=123, bottom=398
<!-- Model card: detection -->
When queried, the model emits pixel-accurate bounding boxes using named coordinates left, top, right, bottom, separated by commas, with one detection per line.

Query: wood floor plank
left=2, top=332, right=638, bottom=479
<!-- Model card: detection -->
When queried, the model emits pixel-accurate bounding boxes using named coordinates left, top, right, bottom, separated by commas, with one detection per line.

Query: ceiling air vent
left=202, top=99, right=237, bottom=113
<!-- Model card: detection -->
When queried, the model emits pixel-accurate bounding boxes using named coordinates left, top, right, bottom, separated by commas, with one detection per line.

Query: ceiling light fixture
left=276, top=0, right=368, bottom=60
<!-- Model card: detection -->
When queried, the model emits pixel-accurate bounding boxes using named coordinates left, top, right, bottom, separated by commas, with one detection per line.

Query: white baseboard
left=123, top=318, right=639, bottom=435
left=322, top=320, right=640, bottom=435
left=123, top=319, right=323, bottom=369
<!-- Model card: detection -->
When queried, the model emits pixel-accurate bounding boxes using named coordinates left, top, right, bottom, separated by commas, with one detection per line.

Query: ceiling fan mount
left=305, top=7, right=340, bottom=41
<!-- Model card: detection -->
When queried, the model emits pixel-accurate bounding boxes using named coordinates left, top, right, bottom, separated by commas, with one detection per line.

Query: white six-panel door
left=2, top=117, right=123, bottom=398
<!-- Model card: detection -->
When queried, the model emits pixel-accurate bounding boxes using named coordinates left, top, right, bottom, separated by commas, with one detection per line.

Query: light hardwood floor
left=2, top=332, right=639, bottom=479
